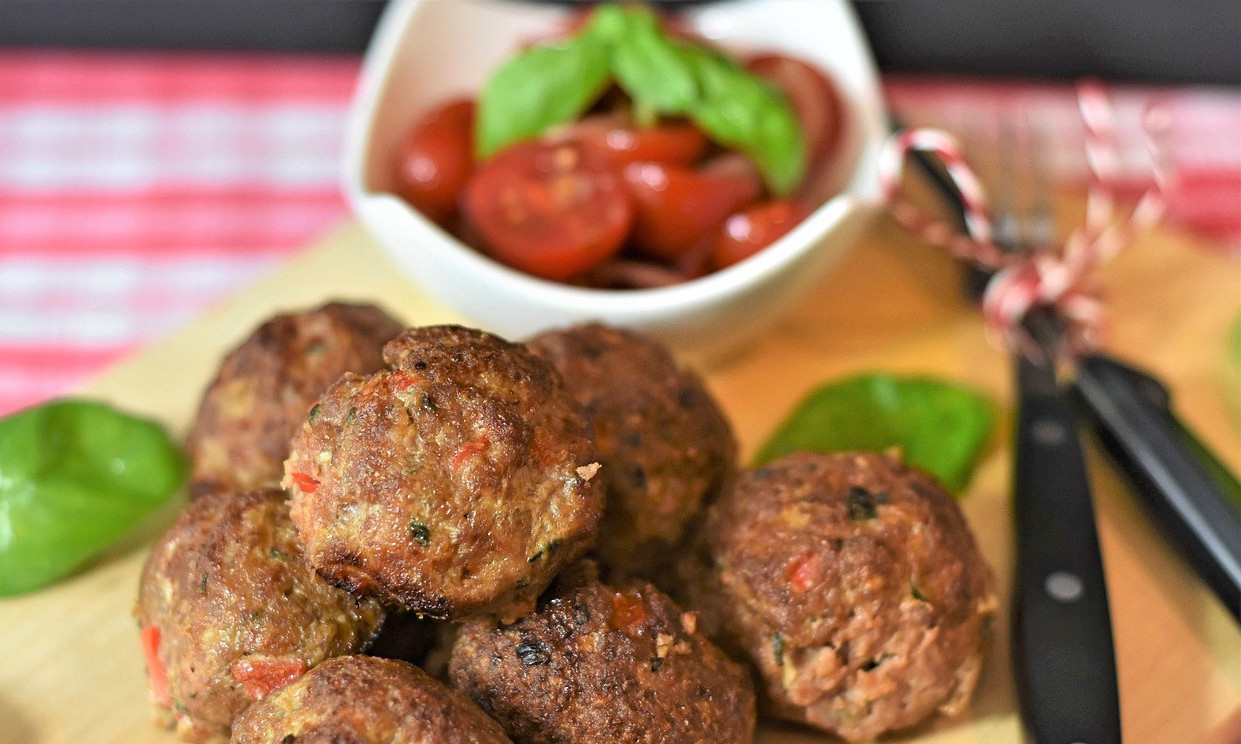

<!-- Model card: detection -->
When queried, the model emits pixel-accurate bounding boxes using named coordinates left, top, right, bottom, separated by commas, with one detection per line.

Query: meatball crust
left=230, top=655, right=512, bottom=744
left=526, top=324, right=735, bottom=575
left=135, top=489, right=384, bottom=742
left=681, top=452, right=997, bottom=742
left=284, top=325, right=603, bottom=621
left=448, top=562, right=755, bottom=744
left=186, top=302, right=404, bottom=496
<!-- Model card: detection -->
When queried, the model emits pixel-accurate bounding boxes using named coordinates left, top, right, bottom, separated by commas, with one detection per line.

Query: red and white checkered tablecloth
left=0, top=51, right=356, bottom=415
left=1, top=50, right=1237, bottom=417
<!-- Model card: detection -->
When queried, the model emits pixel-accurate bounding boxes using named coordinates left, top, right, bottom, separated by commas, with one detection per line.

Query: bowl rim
left=343, top=0, right=889, bottom=315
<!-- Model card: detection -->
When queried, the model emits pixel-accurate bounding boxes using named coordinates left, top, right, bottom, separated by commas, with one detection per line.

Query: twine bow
left=878, top=81, right=1172, bottom=357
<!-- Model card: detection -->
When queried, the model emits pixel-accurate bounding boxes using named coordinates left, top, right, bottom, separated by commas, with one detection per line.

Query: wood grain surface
left=0, top=209, right=1237, bottom=744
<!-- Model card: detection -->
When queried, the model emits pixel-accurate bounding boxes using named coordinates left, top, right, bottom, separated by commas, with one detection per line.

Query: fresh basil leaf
left=0, top=399, right=186, bottom=596
left=582, top=2, right=635, bottom=44
left=475, top=2, right=808, bottom=193
left=603, top=6, right=807, bottom=195
left=678, top=44, right=807, bottom=196
left=755, top=374, right=995, bottom=494
left=609, top=7, right=699, bottom=115
left=475, top=32, right=612, bottom=159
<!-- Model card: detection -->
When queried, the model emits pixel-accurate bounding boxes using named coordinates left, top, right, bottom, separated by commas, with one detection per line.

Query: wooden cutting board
left=1, top=211, right=1238, bottom=744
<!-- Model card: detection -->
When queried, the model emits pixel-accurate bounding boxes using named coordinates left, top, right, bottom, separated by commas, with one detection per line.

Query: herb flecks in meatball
left=449, top=561, right=755, bottom=744
left=284, top=325, right=603, bottom=621
left=231, top=655, right=512, bottom=744
left=681, top=452, right=997, bottom=742
left=186, top=302, right=404, bottom=496
left=136, top=488, right=384, bottom=742
left=527, top=324, right=735, bottom=577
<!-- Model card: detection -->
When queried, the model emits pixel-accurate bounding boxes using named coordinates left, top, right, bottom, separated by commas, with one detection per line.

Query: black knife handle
left=1012, top=354, right=1122, bottom=744
left=1074, top=354, right=1241, bottom=621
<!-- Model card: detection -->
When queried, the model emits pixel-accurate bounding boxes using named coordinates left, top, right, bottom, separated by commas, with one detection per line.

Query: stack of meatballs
left=136, top=302, right=996, bottom=744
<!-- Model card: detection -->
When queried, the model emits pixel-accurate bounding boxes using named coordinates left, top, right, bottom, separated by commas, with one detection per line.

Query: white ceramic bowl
left=344, top=0, right=888, bottom=360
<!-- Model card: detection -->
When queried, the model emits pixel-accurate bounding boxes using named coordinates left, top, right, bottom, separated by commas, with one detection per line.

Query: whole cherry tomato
left=623, top=157, right=761, bottom=262
left=393, top=99, right=476, bottom=225
left=562, top=114, right=708, bottom=170
left=711, top=199, right=808, bottom=270
left=462, top=140, right=633, bottom=281
left=746, top=55, right=844, bottom=173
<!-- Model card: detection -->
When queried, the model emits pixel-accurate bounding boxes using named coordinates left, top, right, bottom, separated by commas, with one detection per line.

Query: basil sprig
left=475, top=3, right=807, bottom=196
left=476, top=30, right=612, bottom=163
left=755, top=374, right=996, bottom=494
left=0, top=399, right=186, bottom=596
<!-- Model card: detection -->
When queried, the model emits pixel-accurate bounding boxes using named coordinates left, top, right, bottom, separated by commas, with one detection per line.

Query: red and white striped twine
left=878, top=81, right=1172, bottom=357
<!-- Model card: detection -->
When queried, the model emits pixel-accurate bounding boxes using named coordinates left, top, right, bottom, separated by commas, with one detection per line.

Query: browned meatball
left=230, top=655, right=512, bottom=744
left=449, top=562, right=755, bottom=744
left=681, top=452, right=997, bottom=742
left=186, top=302, right=404, bottom=496
left=283, top=325, right=603, bottom=621
left=526, top=324, right=735, bottom=575
left=135, top=489, right=384, bottom=742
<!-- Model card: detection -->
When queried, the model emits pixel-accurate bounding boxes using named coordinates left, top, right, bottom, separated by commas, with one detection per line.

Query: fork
left=989, top=116, right=1124, bottom=744
left=905, top=97, right=1241, bottom=741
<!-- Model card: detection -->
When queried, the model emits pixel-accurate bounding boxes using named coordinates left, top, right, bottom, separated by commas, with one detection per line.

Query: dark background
left=0, top=0, right=1237, bottom=86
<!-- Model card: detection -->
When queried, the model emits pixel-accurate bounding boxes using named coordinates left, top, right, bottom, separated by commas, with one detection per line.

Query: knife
left=1011, top=308, right=1122, bottom=744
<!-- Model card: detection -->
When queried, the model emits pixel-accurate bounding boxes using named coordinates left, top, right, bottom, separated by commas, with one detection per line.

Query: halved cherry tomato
left=623, top=158, right=762, bottom=261
left=562, top=114, right=708, bottom=170
left=140, top=624, right=172, bottom=708
left=747, top=55, right=843, bottom=172
left=711, top=199, right=808, bottom=270
left=394, top=99, right=476, bottom=225
left=463, top=140, right=632, bottom=281
left=231, top=657, right=308, bottom=701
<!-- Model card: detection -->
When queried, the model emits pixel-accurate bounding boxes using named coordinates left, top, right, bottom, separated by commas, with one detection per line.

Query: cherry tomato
left=623, top=158, right=761, bottom=262
left=462, top=140, right=633, bottom=281
left=711, top=199, right=808, bottom=270
left=393, top=99, right=476, bottom=225
left=747, top=55, right=844, bottom=173
left=562, top=114, right=708, bottom=170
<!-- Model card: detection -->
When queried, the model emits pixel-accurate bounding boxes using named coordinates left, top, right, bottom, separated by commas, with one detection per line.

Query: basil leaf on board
left=475, top=30, right=612, bottom=159
left=0, top=399, right=186, bottom=597
left=754, top=374, right=995, bottom=494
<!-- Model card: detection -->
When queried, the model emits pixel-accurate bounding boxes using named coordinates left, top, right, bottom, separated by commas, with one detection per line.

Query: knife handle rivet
left=1031, top=418, right=1067, bottom=445
left=1045, top=571, right=1085, bottom=602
